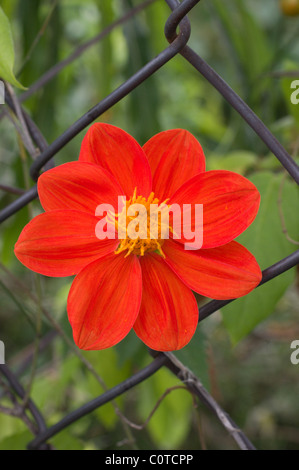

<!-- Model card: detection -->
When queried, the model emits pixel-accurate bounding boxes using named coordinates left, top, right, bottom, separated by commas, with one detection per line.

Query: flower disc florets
left=110, top=189, right=172, bottom=258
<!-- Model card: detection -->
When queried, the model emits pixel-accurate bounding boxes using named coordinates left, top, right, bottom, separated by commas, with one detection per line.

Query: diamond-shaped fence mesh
left=0, top=0, right=299, bottom=451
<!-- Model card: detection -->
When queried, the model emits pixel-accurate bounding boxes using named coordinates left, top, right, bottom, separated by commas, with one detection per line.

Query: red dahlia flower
left=14, top=123, right=262, bottom=351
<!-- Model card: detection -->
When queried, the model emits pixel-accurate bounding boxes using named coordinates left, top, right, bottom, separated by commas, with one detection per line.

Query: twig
left=17, top=0, right=59, bottom=76
left=0, top=375, right=37, bottom=433
left=3, top=85, right=49, bottom=172
left=157, top=351, right=256, bottom=450
left=0, top=263, right=137, bottom=448
left=1, top=0, right=299, bottom=452
left=0, top=184, right=25, bottom=195
left=5, top=83, right=37, bottom=159
left=19, top=274, right=43, bottom=412
left=0, top=403, right=37, bottom=435
left=18, top=0, right=157, bottom=103
left=267, top=70, right=299, bottom=79
left=115, top=384, right=197, bottom=431
left=28, top=0, right=195, bottom=180
left=278, top=172, right=299, bottom=246
left=277, top=139, right=299, bottom=246
left=27, top=355, right=168, bottom=449
left=0, top=364, right=47, bottom=437
left=0, top=105, right=24, bottom=136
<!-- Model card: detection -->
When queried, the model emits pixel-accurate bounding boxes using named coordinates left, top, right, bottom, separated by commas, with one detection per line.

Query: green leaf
left=211, top=0, right=272, bottom=85
left=114, top=330, right=146, bottom=368
left=122, top=0, right=160, bottom=143
left=0, top=431, right=32, bottom=450
left=138, top=366, right=193, bottom=449
left=173, top=328, right=210, bottom=390
left=84, top=348, right=131, bottom=430
left=0, top=414, right=24, bottom=440
left=222, top=171, right=299, bottom=344
left=0, top=7, right=26, bottom=89
left=207, top=151, right=257, bottom=174
left=51, top=429, right=85, bottom=450
left=236, top=1, right=272, bottom=80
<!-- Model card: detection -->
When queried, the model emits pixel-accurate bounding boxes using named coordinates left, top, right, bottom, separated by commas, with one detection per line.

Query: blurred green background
left=1, top=0, right=299, bottom=450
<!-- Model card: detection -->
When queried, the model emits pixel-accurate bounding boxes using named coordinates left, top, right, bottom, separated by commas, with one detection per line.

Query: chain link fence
left=0, top=0, right=299, bottom=451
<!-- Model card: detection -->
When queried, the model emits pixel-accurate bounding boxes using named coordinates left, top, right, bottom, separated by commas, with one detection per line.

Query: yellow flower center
left=109, top=189, right=171, bottom=258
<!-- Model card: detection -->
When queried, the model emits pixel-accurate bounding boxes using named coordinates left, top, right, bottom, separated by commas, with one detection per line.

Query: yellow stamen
left=112, top=189, right=172, bottom=258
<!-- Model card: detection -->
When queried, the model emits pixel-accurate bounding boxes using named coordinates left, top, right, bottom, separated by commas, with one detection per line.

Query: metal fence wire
left=0, top=0, right=299, bottom=451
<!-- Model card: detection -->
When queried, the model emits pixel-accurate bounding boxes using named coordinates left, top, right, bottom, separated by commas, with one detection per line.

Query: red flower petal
left=67, top=253, right=142, bottom=350
left=14, top=210, right=117, bottom=277
left=143, top=129, right=206, bottom=201
left=163, top=239, right=262, bottom=300
left=169, top=170, right=260, bottom=249
left=79, top=123, right=152, bottom=198
left=133, top=253, right=198, bottom=351
left=38, top=162, right=122, bottom=215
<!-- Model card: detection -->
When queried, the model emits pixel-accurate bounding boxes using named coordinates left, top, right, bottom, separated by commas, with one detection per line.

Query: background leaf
left=1, top=0, right=299, bottom=451
left=138, top=366, right=193, bottom=449
left=222, top=171, right=299, bottom=344
left=0, top=6, right=26, bottom=89
left=173, top=328, right=210, bottom=390
left=0, top=430, right=32, bottom=450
